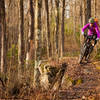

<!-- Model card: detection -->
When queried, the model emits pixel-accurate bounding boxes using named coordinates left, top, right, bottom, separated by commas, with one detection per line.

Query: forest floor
left=0, top=57, right=100, bottom=100
left=33, top=57, right=100, bottom=100
left=58, top=57, right=100, bottom=100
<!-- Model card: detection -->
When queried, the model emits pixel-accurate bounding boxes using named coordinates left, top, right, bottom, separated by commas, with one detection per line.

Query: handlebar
left=84, top=33, right=96, bottom=40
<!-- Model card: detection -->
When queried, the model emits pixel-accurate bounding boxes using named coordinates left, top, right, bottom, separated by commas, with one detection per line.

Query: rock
left=40, top=64, right=59, bottom=90
left=40, top=74, right=50, bottom=90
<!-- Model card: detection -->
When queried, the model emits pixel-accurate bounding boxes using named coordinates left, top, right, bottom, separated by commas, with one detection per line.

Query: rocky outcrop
left=40, top=64, right=59, bottom=90
left=40, top=63, right=67, bottom=90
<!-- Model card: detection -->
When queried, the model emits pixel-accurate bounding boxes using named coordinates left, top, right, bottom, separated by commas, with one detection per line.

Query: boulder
left=40, top=64, right=59, bottom=90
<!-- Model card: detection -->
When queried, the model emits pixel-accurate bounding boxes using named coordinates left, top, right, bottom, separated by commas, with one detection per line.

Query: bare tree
left=83, top=0, right=86, bottom=26
left=94, top=0, right=97, bottom=17
left=86, top=0, right=91, bottom=23
left=80, top=0, right=83, bottom=27
left=80, top=0, right=84, bottom=45
left=34, top=0, right=42, bottom=88
left=60, top=0, right=65, bottom=57
left=18, top=0, right=24, bottom=70
left=41, top=0, right=46, bottom=49
left=45, top=0, right=51, bottom=58
left=0, top=0, right=7, bottom=73
left=73, top=1, right=77, bottom=48
left=26, top=0, right=34, bottom=67
left=55, top=0, right=60, bottom=57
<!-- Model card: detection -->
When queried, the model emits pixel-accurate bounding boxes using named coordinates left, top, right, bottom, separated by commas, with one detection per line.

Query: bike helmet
left=94, top=18, right=98, bottom=22
left=89, top=17, right=95, bottom=24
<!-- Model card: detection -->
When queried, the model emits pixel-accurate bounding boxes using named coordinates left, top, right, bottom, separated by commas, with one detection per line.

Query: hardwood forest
left=0, top=0, right=100, bottom=100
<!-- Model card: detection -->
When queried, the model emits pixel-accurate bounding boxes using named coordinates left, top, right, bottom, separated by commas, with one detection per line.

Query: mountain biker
left=80, top=17, right=100, bottom=62
left=81, top=17, right=100, bottom=46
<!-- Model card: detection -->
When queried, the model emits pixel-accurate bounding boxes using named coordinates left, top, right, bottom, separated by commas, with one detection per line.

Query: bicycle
left=79, top=34, right=97, bottom=64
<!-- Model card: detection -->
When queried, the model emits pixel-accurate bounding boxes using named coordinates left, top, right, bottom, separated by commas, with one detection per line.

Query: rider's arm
left=95, top=23, right=100, bottom=39
left=82, top=23, right=89, bottom=33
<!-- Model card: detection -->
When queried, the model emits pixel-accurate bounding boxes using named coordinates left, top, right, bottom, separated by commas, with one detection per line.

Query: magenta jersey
left=82, top=22, right=100, bottom=38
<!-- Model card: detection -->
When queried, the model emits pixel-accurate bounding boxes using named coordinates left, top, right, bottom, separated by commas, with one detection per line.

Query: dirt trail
left=1, top=57, right=99, bottom=100
left=58, top=57, right=100, bottom=100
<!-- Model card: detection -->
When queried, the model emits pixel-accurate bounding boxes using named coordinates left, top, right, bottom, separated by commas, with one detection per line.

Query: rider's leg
left=85, top=38, right=93, bottom=61
left=85, top=40, right=97, bottom=61
left=94, top=40, right=97, bottom=46
left=94, top=34, right=97, bottom=46
left=85, top=46, right=93, bottom=61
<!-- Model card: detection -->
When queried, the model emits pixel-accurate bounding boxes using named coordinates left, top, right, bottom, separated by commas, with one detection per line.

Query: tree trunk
left=45, top=0, right=51, bottom=58
left=80, top=0, right=83, bottom=45
left=26, top=0, right=34, bottom=68
left=83, top=0, right=91, bottom=25
left=83, top=0, right=86, bottom=26
left=80, top=0, right=83, bottom=26
left=0, top=0, right=6, bottom=73
left=34, top=0, right=42, bottom=88
left=55, top=0, right=59, bottom=58
left=83, top=0, right=91, bottom=29
left=73, top=1, right=77, bottom=48
left=60, top=0, right=65, bottom=57
left=86, top=0, right=91, bottom=23
left=50, top=0, right=54, bottom=57
left=41, top=0, right=46, bottom=49
left=94, top=0, right=97, bottom=17
left=18, top=0, right=24, bottom=72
